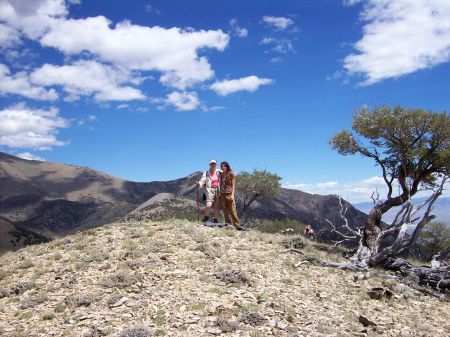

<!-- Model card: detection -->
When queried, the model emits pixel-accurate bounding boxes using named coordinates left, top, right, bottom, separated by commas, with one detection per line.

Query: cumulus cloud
left=210, top=76, right=273, bottom=96
left=344, top=0, right=450, bottom=85
left=16, top=152, right=45, bottom=161
left=284, top=176, right=388, bottom=203
left=0, top=0, right=229, bottom=90
left=0, top=23, right=20, bottom=48
left=229, top=18, right=248, bottom=37
left=0, top=102, right=68, bottom=150
left=0, top=64, right=58, bottom=100
left=262, top=16, right=294, bottom=31
left=260, top=37, right=295, bottom=54
left=166, top=91, right=199, bottom=111
left=30, top=60, right=145, bottom=101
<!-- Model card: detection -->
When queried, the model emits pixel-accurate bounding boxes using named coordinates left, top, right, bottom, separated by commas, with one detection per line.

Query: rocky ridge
left=0, top=219, right=448, bottom=336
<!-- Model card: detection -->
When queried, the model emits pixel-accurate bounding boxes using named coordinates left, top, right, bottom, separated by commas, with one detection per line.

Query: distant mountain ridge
left=0, top=152, right=368, bottom=252
left=354, top=197, right=450, bottom=226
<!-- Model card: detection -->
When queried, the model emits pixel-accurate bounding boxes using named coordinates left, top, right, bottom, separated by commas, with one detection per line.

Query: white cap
left=209, top=159, right=217, bottom=164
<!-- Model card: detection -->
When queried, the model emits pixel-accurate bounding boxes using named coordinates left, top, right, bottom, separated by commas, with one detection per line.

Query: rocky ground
left=0, top=220, right=448, bottom=337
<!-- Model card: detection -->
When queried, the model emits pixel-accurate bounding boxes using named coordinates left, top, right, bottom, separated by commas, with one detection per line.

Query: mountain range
left=0, top=151, right=369, bottom=252
left=354, top=198, right=450, bottom=226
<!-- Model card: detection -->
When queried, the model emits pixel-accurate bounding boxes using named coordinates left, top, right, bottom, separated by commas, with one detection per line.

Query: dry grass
left=0, top=219, right=448, bottom=337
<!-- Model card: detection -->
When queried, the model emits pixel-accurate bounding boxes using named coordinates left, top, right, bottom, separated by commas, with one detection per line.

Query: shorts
left=205, top=187, right=219, bottom=203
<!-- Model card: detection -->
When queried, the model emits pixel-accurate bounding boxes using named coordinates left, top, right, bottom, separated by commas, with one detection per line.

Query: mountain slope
left=0, top=217, right=49, bottom=255
left=0, top=219, right=448, bottom=336
left=0, top=152, right=198, bottom=237
left=0, top=151, right=368, bottom=246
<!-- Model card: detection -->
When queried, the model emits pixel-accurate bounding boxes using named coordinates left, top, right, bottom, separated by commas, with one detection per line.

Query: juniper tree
left=237, top=169, right=281, bottom=221
left=326, top=106, right=449, bottom=292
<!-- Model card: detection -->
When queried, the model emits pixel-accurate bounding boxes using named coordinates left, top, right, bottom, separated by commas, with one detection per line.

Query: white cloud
left=166, top=91, right=199, bottom=111
left=0, top=23, right=20, bottom=48
left=270, top=57, right=282, bottom=63
left=285, top=175, right=450, bottom=203
left=0, top=64, right=58, bottom=101
left=262, top=16, right=294, bottom=31
left=30, top=60, right=145, bottom=101
left=0, top=0, right=229, bottom=90
left=0, top=102, right=68, bottom=150
left=16, top=152, right=45, bottom=161
left=344, top=0, right=450, bottom=85
left=210, top=76, right=273, bottom=96
left=260, top=37, right=295, bottom=54
left=229, top=18, right=248, bottom=38
left=117, top=103, right=129, bottom=109
left=284, top=176, right=388, bottom=203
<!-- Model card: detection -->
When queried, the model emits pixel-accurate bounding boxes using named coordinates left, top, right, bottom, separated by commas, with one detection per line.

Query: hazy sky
left=1, top=0, right=449, bottom=202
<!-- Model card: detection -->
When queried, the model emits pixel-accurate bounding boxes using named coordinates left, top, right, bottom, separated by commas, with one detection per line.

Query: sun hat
left=209, top=159, right=217, bottom=164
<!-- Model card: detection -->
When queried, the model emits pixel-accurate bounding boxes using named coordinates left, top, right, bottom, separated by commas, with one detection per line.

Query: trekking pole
left=196, top=185, right=200, bottom=223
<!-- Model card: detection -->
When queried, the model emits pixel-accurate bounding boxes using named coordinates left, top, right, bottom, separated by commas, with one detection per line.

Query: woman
left=219, top=161, right=242, bottom=230
left=197, top=159, right=220, bottom=223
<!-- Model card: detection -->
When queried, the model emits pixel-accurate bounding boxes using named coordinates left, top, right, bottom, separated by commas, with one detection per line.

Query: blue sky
left=0, top=0, right=449, bottom=202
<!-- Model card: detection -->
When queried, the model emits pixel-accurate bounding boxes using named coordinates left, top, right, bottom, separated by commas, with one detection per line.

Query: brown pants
left=220, top=194, right=241, bottom=229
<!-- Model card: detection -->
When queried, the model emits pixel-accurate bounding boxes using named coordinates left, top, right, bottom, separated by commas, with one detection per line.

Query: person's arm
left=197, top=172, right=207, bottom=188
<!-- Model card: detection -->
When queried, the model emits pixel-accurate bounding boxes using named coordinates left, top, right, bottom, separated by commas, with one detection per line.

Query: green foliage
left=237, top=169, right=281, bottom=220
left=410, top=222, right=450, bottom=261
left=256, top=219, right=306, bottom=234
left=329, top=106, right=449, bottom=188
left=238, top=169, right=281, bottom=201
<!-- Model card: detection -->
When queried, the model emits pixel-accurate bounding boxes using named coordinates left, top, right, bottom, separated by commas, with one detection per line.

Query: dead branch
left=324, top=195, right=362, bottom=244
left=294, top=260, right=311, bottom=267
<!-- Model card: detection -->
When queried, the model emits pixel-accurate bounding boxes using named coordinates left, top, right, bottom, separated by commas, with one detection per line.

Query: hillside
left=0, top=219, right=448, bottom=336
left=0, top=217, right=49, bottom=255
left=0, top=152, right=368, bottom=250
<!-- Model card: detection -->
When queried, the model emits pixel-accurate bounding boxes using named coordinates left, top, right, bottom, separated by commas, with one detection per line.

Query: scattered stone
left=269, top=319, right=288, bottom=330
left=239, top=312, right=266, bottom=326
left=215, top=317, right=239, bottom=332
left=119, top=324, right=152, bottom=337
left=110, top=296, right=128, bottom=307
left=13, top=282, right=34, bottom=295
left=65, top=292, right=97, bottom=308
left=367, top=287, right=393, bottom=300
left=216, top=269, right=251, bottom=285
left=358, top=315, right=377, bottom=327
left=281, top=236, right=307, bottom=250
left=19, top=299, right=38, bottom=310
left=393, top=283, right=417, bottom=298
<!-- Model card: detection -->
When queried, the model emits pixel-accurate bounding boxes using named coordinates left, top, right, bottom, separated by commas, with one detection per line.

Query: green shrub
left=255, top=219, right=307, bottom=234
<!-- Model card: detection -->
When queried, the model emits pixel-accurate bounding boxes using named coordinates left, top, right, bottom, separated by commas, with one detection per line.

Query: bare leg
left=204, top=201, right=212, bottom=217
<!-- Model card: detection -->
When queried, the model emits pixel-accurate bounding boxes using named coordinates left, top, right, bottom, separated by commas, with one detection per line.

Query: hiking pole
left=196, top=185, right=200, bottom=223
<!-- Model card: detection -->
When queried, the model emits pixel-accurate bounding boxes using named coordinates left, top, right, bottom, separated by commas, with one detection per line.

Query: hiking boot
left=202, top=216, right=209, bottom=223
left=213, top=218, right=218, bottom=223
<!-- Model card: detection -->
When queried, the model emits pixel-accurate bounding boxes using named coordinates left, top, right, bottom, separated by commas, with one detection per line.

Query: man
left=304, top=225, right=314, bottom=239
left=196, top=159, right=220, bottom=223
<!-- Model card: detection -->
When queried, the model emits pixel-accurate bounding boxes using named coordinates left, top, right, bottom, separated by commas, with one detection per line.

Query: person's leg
left=203, top=188, right=214, bottom=222
left=204, top=201, right=212, bottom=217
left=213, top=189, right=220, bottom=222
left=213, top=201, right=220, bottom=222
left=229, top=199, right=241, bottom=229
left=221, top=195, right=231, bottom=224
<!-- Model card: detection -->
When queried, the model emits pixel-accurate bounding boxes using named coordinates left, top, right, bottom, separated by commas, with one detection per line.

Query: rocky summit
left=0, top=219, right=448, bottom=337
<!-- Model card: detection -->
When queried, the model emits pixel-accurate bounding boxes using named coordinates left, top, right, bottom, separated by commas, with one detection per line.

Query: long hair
left=220, top=161, right=231, bottom=173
